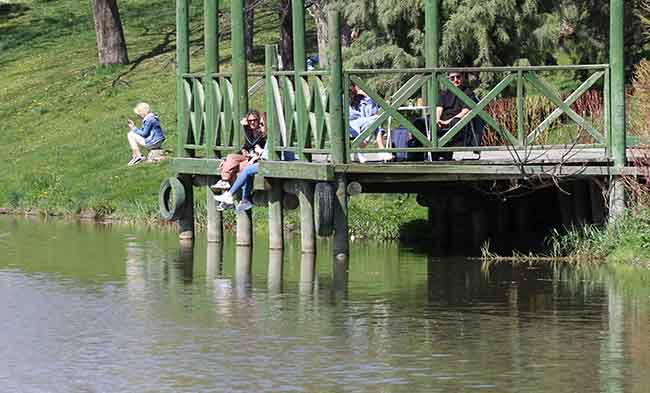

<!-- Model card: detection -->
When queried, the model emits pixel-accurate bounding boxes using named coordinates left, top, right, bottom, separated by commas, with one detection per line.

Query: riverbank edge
left=481, top=208, right=650, bottom=269
left=0, top=192, right=429, bottom=240
left=4, top=204, right=650, bottom=269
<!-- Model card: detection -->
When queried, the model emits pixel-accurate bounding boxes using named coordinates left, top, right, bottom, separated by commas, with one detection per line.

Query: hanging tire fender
left=159, top=177, right=186, bottom=221
left=314, top=182, right=335, bottom=237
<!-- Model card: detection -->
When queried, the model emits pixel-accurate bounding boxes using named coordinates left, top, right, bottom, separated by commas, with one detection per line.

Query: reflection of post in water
left=600, top=290, right=624, bottom=393
left=268, top=250, right=283, bottom=294
left=235, top=209, right=252, bottom=281
left=235, top=244, right=252, bottom=290
left=176, top=239, right=194, bottom=283
left=427, top=255, right=454, bottom=303
left=206, top=242, right=223, bottom=280
left=427, top=256, right=483, bottom=304
left=235, top=205, right=253, bottom=292
left=300, top=252, right=316, bottom=295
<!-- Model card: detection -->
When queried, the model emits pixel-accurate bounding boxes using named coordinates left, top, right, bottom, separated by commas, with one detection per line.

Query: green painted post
left=232, top=0, right=253, bottom=254
left=231, top=0, right=248, bottom=145
left=176, top=0, right=194, bottom=240
left=204, top=0, right=218, bottom=158
left=425, top=0, right=439, bottom=69
left=292, top=0, right=307, bottom=160
left=329, top=10, right=346, bottom=165
left=265, top=45, right=280, bottom=160
left=610, top=0, right=625, bottom=169
left=425, top=0, right=439, bottom=148
left=205, top=0, right=222, bottom=243
left=605, top=68, right=611, bottom=149
left=266, top=45, right=284, bottom=254
left=329, top=10, right=349, bottom=281
left=292, top=0, right=306, bottom=73
left=609, top=0, right=626, bottom=218
left=176, top=0, right=190, bottom=157
left=516, top=70, right=525, bottom=145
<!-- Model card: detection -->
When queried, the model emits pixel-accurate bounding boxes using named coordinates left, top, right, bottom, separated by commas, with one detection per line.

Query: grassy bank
left=480, top=206, right=650, bottom=268
left=0, top=0, right=427, bottom=238
left=541, top=207, right=650, bottom=269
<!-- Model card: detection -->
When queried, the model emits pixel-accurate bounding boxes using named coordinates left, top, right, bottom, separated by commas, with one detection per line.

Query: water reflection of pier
left=110, top=222, right=650, bottom=393
left=159, top=240, right=646, bottom=393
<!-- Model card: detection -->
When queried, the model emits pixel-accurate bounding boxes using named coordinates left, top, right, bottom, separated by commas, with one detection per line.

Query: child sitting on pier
left=126, top=102, right=165, bottom=166
left=210, top=110, right=266, bottom=191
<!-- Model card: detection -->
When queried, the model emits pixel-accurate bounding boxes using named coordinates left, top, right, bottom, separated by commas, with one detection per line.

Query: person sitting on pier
left=126, top=102, right=165, bottom=166
left=349, top=83, right=390, bottom=162
left=435, top=72, right=482, bottom=160
left=210, top=110, right=266, bottom=191
left=213, top=147, right=264, bottom=214
left=213, top=116, right=268, bottom=213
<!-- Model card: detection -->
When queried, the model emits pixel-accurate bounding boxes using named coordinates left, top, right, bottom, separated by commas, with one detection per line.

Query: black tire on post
left=315, top=182, right=335, bottom=237
left=282, top=193, right=299, bottom=210
left=159, top=177, right=186, bottom=221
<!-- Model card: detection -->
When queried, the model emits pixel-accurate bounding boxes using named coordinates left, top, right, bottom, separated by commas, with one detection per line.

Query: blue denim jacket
left=133, top=113, right=165, bottom=148
left=349, top=95, right=380, bottom=138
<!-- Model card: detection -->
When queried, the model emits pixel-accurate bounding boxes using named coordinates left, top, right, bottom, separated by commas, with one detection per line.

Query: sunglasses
left=449, top=75, right=463, bottom=81
left=247, top=118, right=259, bottom=122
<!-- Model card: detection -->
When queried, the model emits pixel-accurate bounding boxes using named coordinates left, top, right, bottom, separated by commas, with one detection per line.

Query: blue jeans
left=230, top=163, right=259, bottom=201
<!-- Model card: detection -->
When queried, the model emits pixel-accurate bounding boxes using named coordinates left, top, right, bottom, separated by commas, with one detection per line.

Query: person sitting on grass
left=210, top=110, right=266, bottom=191
left=126, top=102, right=165, bottom=167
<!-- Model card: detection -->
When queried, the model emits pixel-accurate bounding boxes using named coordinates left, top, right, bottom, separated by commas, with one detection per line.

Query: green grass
left=1, top=0, right=183, bottom=218
left=0, top=0, right=426, bottom=238
left=0, top=0, right=275, bottom=217
left=543, top=208, right=650, bottom=268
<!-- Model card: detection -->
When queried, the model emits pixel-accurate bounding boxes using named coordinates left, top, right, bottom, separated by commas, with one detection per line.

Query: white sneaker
left=215, top=201, right=233, bottom=211
left=356, top=152, right=368, bottom=163
left=214, top=191, right=234, bottom=205
left=210, top=180, right=231, bottom=191
left=127, top=155, right=145, bottom=167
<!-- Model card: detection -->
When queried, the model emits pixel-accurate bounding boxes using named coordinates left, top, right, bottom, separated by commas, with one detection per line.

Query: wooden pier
left=160, top=0, right=631, bottom=279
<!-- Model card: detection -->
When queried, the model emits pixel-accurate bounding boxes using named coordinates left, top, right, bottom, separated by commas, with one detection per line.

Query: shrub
left=629, top=59, right=650, bottom=137
left=483, top=90, right=604, bottom=146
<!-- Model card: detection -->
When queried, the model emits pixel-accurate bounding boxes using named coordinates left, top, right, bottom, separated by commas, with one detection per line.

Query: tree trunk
left=311, top=7, right=329, bottom=68
left=91, top=0, right=128, bottom=65
left=245, top=0, right=254, bottom=60
left=308, top=0, right=351, bottom=69
left=278, top=0, right=293, bottom=69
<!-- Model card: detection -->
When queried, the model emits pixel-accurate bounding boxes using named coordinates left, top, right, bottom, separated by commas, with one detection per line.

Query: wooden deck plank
left=170, top=147, right=646, bottom=181
left=336, top=163, right=613, bottom=177
left=258, top=161, right=335, bottom=181
left=171, top=157, right=222, bottom=175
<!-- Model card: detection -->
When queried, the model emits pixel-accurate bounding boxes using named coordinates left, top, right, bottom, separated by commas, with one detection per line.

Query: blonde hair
left=133, top=102, right=151, bottom=118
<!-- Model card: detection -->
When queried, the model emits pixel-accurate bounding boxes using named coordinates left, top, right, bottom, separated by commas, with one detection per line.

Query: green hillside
left=0, top=0, right=277, bottom=217
left=2, top=0, right=186, bottom=216
left=0, top=0, right=426, bottom=237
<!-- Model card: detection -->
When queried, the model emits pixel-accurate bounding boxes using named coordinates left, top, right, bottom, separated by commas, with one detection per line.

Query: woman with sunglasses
left=213, top=114, right=268, bottom=212
left=211, top=110, right=267, bottom=191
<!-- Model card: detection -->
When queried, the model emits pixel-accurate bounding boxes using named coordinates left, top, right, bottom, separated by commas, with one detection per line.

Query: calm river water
left=1, top=216, right=649, bottom=393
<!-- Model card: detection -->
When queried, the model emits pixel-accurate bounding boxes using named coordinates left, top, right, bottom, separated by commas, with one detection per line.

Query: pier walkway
left=162, top=0, right=631, bottom=273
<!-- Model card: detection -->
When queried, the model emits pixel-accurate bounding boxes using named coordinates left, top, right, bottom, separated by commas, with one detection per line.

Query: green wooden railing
left=178, top=73, right=263, bottom=157
left=178, top=64, right=611, bottom=163
left=343, top=65, right=610, bottom=156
